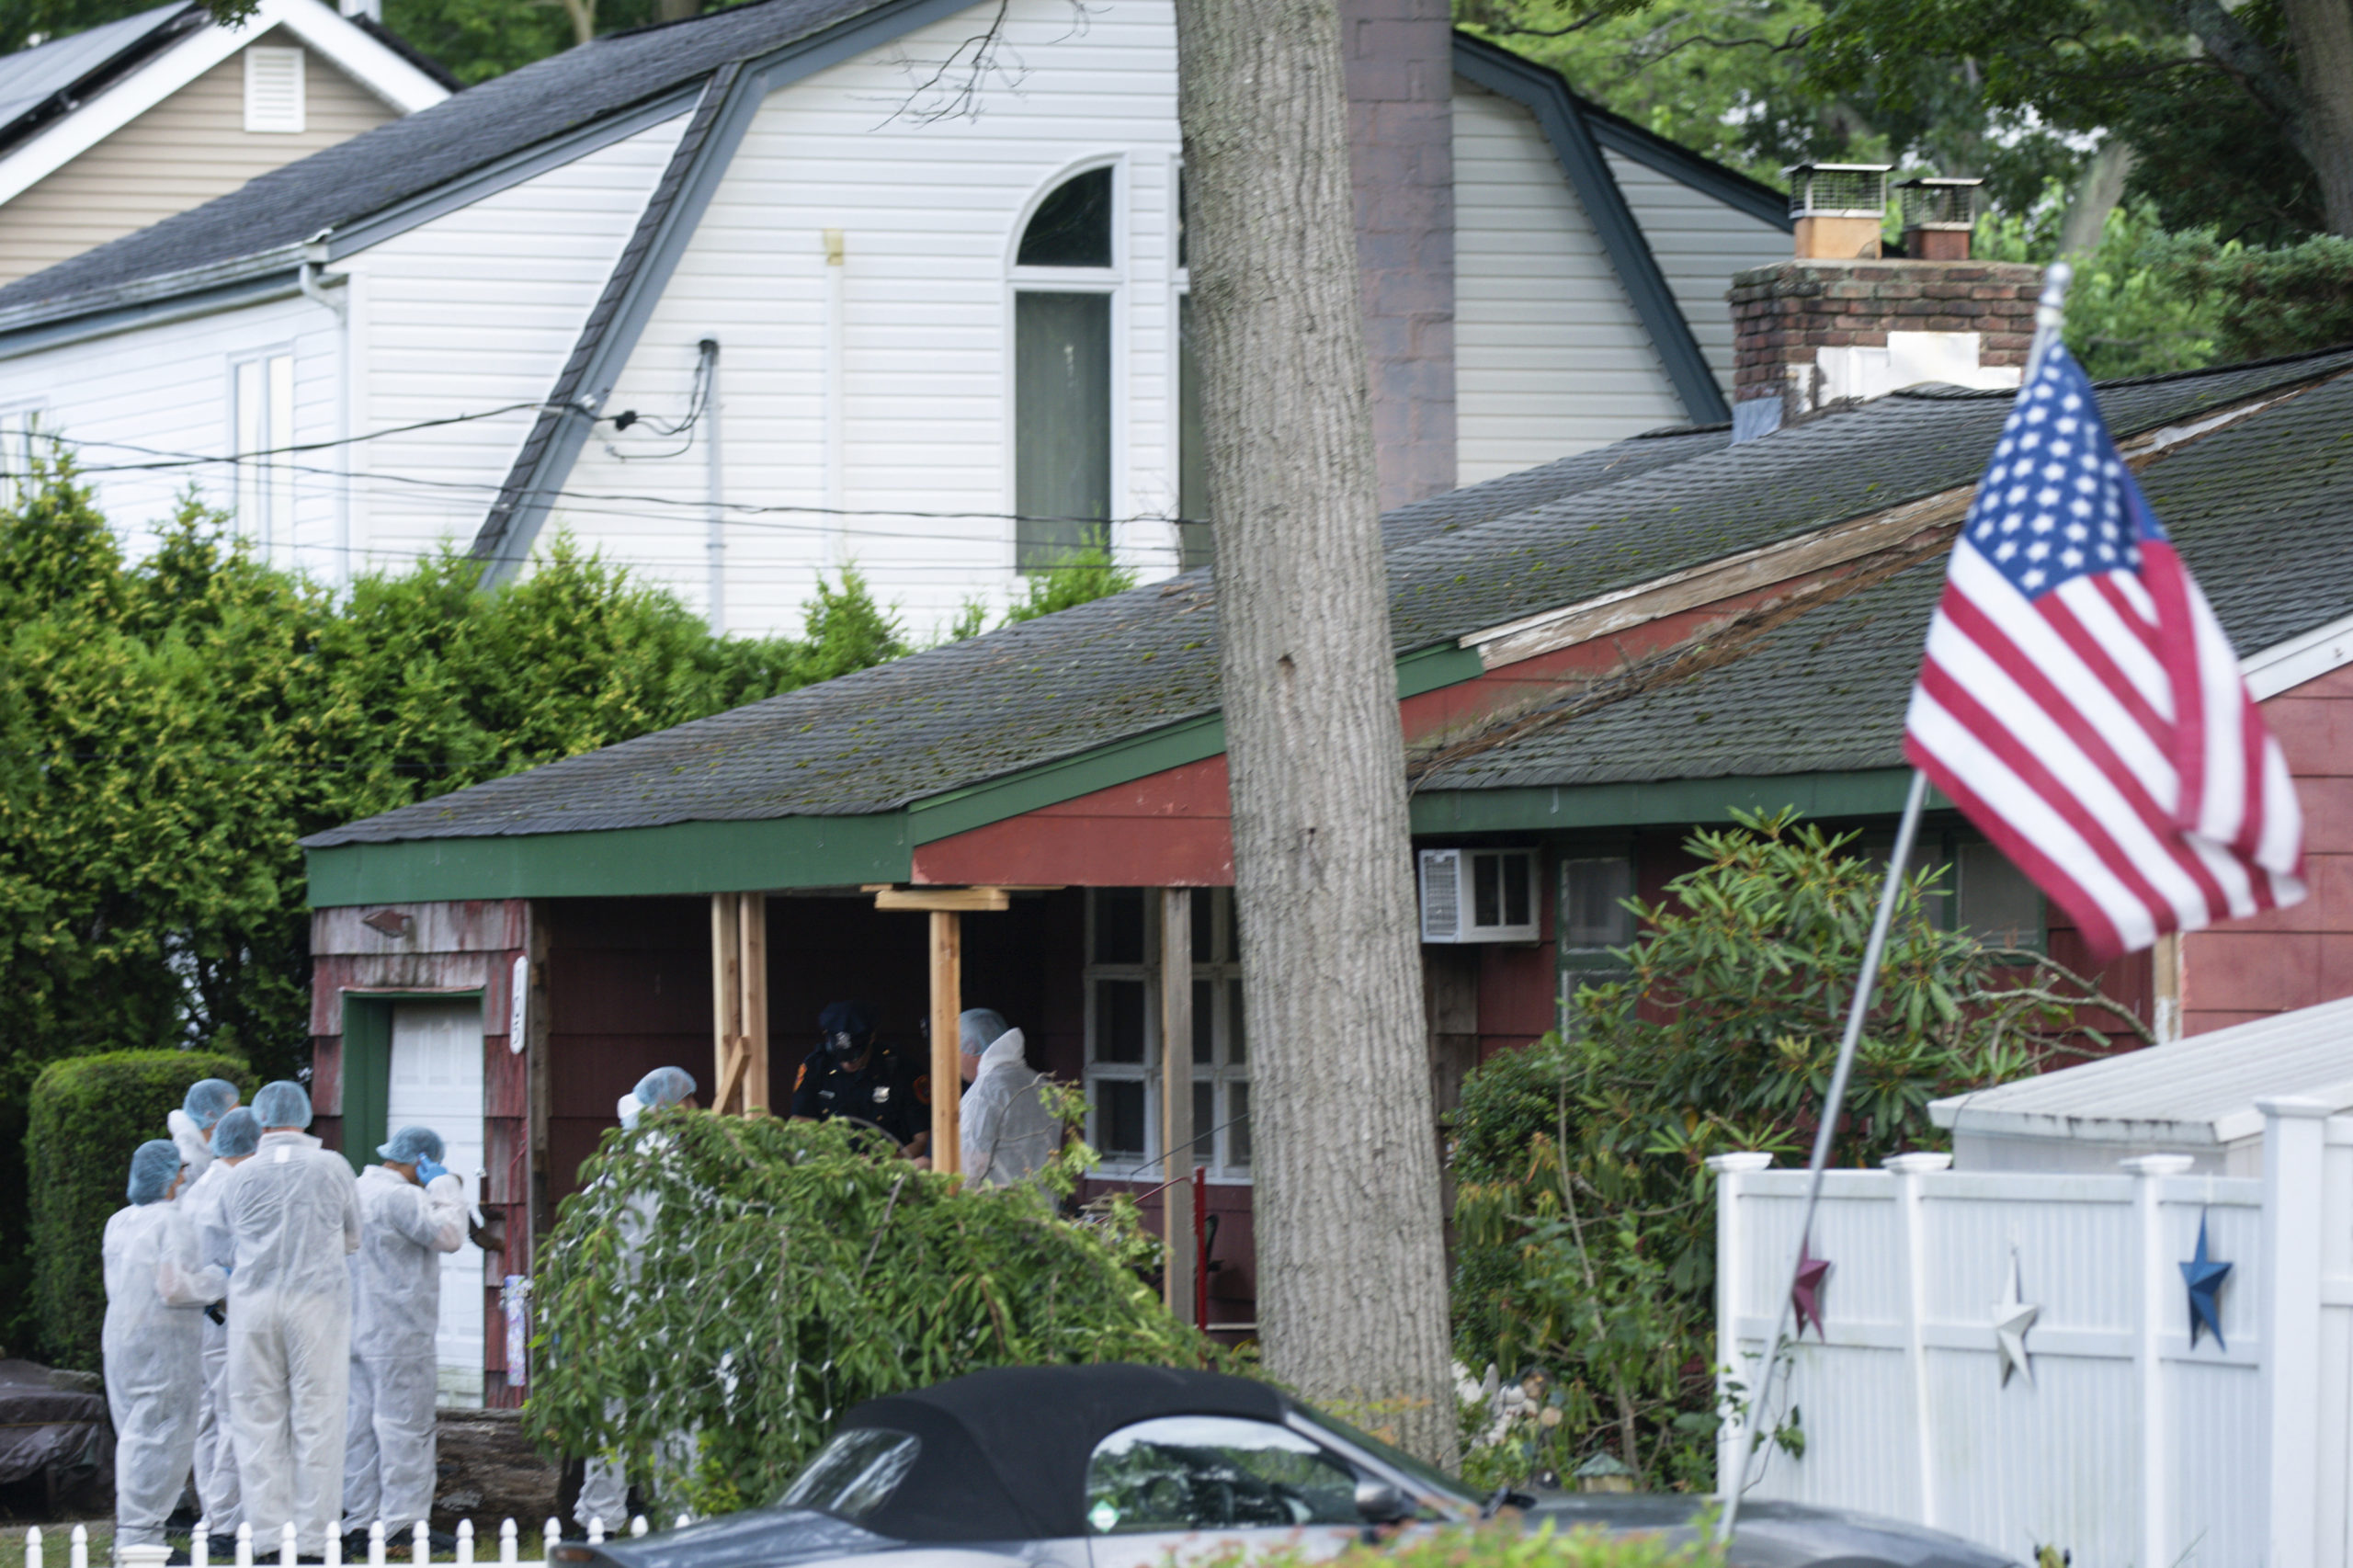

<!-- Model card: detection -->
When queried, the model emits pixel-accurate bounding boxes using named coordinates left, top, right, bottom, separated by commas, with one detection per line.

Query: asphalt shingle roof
left=1415, top=362, right=2353, bottom=792
left=1381, top=425, right=1728, bottom=549
left=0, top=0, right=879, bottom=314
left=304, top=348, right=2353, bottom=848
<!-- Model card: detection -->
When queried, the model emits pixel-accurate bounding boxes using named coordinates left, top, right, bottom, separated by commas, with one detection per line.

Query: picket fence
left=33, top=1513, right=690, bottom=1568
left=1711, top=1097, right=2353, bottom=1568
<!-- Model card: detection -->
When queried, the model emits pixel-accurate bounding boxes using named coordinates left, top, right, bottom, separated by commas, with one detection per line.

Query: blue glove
left=413, top=1155, right=450, bottom=1187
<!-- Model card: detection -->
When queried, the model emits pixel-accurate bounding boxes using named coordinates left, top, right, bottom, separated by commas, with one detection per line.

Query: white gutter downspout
left=701, top=336, right=723, bottom=635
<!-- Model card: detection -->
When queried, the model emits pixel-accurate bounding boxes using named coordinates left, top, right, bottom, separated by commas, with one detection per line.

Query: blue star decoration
left=2181, top=1212, right=2232, bottom=1349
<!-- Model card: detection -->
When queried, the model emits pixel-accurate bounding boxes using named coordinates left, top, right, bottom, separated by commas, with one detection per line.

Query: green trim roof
left=305, top=347, right=2353, bottom=903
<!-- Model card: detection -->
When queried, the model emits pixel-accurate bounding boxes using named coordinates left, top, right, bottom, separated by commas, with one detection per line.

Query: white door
left=388, top=1000, right=485, bottom=1408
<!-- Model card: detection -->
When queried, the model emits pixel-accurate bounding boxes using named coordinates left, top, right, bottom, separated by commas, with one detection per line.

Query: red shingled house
left=301, top=334, right=2353, bottom=1407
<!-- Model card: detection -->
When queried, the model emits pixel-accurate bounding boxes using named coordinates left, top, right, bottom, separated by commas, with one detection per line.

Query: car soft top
left=835, top=1364, right=1291, bottom=1542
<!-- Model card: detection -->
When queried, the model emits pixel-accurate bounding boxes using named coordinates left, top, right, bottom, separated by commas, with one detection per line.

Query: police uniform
left=791, top=1046, right=923, bottom=1144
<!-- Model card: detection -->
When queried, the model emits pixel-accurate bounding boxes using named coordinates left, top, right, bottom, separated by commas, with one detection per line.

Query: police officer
left=791, top=1001, right=927, bottom=1158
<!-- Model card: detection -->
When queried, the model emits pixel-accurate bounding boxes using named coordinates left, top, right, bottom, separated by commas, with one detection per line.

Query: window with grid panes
left=1083, top=887, right=1250, bottom=1181
left=1556, top=854, right=1635, bottom=1036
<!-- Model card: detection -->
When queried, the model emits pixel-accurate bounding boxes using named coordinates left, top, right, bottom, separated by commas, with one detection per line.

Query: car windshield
left=778, top=1428, right=921, bottom=1522
left=1288, top=1407, right=1483, bottom=1512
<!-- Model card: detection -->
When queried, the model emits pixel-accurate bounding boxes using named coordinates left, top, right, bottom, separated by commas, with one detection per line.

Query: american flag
left=1903, top=342, right=2305, bottom=964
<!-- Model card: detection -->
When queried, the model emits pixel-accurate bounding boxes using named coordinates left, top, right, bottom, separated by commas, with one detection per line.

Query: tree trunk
left=2280, top=0, right=2353, bottom=234
left=2057, top=140, right=2137, bottom=258
left=1171, top=0, right=1459, bottom=1466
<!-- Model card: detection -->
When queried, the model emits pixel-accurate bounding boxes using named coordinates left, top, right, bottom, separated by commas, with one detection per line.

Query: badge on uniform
left=873, top=1085, right=891, bottom=1105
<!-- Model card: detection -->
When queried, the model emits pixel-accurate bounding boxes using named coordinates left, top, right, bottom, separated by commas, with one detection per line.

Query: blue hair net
left=634, top=1067, right=697, bottom=1112
left=127, top=1140, right=184, bottom=1205
left=959, top=1009, right=1009, bottom=1053
left=252, top=1080, right=313, bottom=1130
left=377, top=1125, right=445, bottom=1165
left=211, top=1107, right=261, bottom=1159
left=182, top=1078, right=239, bottom=1131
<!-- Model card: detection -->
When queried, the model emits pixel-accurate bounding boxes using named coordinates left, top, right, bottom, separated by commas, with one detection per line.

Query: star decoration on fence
left=2181, top=1212, right=2232, bottom=1349
left=1792, top=1234, right=1832, bottom=1340
left=1995, top=1249, right=2039, bottom=1390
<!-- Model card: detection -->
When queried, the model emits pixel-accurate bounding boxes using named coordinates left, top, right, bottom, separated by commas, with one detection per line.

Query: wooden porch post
left=710, top=892, right=769, bottom=1115
left=1161, top=888, right=1196, bottom=1324
left=868, top=885, right=1022, bottom=1176
left=929, top=910, right=962, bottom=1176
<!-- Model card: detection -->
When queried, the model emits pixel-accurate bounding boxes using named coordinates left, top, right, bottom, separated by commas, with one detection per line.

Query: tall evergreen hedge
left=28, top=1050, right=250, bottom=1369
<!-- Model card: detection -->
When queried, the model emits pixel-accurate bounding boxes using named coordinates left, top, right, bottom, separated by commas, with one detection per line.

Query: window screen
left=1958, top=841, right=2042, bottom=950
left=1014, top=291, right=1111, bottom=570
left=1559, top=858, right=1634, bottom=949
left=1086, top=1415, right=1358, bottom=1533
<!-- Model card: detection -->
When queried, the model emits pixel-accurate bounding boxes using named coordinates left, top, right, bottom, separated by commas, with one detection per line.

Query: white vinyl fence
left=1712, top=1097, right=2353, bottom=1568
left=45, top=1512, right=688, bottom=1568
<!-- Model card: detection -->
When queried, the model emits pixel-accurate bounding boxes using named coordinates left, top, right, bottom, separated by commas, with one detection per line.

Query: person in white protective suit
left=169, top=1078, right=241, bottom=1186
left=573, top=1066, right=698, bottom=1535
left=182, top=1107, right=261, bottom=1548
left=103, top=1139, right=221, bottom=1559
left=956, top=1009, right=1059, bottom=1187
left=211, top=1081, right=360, bottom=1560
left=342, top=1124, right=467, bottom=1538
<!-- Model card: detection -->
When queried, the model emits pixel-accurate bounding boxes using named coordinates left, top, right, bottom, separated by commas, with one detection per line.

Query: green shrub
left=1200, top=1517, right=1719, bottom=1568
left=28, top=1050, right=251, bottom=1369
left=2154, top=231, right=2353, bottom=364
left=524, top=1108, right=1232, bottom=1517
left=1450, top=811, right=2129, bottom=1491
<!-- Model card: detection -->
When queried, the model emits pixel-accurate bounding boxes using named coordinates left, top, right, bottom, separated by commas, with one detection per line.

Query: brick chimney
left=1339, top=0, right=1456, bottom=509
left=1729, top=166, right=2040, bottom=441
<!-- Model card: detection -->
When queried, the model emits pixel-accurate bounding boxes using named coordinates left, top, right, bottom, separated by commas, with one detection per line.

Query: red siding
left=2181, top=665, right=2353, bottom=1034
left=914, top=760, right=1234, bottom=886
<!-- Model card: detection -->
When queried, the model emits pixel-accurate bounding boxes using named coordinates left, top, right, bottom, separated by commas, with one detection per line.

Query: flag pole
left=1715, top=261, right=2076, bottom=1539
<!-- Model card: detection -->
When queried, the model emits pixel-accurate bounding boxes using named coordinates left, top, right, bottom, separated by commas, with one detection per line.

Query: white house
left=0, top=0, right=1792, bottom=637
left=0, top=0, right=448, bottom=287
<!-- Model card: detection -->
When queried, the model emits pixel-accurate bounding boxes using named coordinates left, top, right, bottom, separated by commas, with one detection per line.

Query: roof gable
left=0, top=3, right=197, bottom=146
left=0, top=0, right=898, bottom=322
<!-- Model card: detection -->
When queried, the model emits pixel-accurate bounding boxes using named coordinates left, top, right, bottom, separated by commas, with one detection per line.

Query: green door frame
left=338, top=991, right=485, bottom=1176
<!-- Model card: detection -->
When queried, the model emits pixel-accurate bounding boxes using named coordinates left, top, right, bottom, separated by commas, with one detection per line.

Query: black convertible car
left=557, top=1366, right=2015, bottom=1568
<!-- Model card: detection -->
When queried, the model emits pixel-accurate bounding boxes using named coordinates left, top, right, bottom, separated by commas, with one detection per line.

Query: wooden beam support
left=710, top=892, right=768, bottom=1115
left=738, top=892, right=768, bottom=1113
left=929, top=909, right=961, bottom=1175
left=1161, top=888, right=1196, bottom=1324
left=874, top=886, right=1011, bottom=912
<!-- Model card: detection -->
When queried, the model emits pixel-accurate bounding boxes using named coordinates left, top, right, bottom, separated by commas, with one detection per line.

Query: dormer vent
left=1786, top=163, right=1890, bottom=260
left=1897, top=176, right=1982, bottom=261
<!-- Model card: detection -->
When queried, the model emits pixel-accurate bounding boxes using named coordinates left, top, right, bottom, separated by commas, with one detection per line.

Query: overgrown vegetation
left=0, top=461, right=1143, bottom=1354
left=26, top=1051, right=250, bottom=1369
left=524, top=1108, right=1228, bottom=1517
left=1449, top=811, right=2131, bottom=1492
left=1979, top=195, right=2353, bottom=379
left=1197, top=1518, right=1720, bottom=1568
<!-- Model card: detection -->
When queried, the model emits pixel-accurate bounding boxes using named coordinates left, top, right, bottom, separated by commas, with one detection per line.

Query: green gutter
left=1410, top=767, right=1927, bottom=833
left=306, top=813, right=912, bottom=907
left=304, top=642, right=1495, bottom=905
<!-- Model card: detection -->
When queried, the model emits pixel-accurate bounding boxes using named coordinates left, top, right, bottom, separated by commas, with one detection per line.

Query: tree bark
left=2057, top=140, right=2137, bottom=258
left=2279, top=0, right=2353, bottom=234
left=1171, top=0, right=1459, bottom=1465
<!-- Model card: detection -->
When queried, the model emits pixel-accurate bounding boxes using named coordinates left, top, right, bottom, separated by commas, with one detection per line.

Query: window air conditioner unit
left=1418, top=847, right=1540, bottom=943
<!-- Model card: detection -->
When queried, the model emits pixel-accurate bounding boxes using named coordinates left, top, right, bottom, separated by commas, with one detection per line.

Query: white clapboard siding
left=1450, top=80, right=1682, bottom=486
left=552, top=0, right=1184, bottom=641
left=338, top=111, right=690, bottom=573
left=0, top=291, right=343, bottom=569
left=1604, top=149, right=1789, bottom=396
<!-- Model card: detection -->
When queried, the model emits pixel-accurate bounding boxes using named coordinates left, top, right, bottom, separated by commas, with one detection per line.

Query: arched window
left=1013, top=165, right=1116, bottom=572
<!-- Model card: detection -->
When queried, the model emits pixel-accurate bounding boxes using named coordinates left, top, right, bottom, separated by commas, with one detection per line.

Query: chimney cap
left=1784, top=162, right=1891, bottom=221
left=1896, top=175, right=1983, bottom=232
